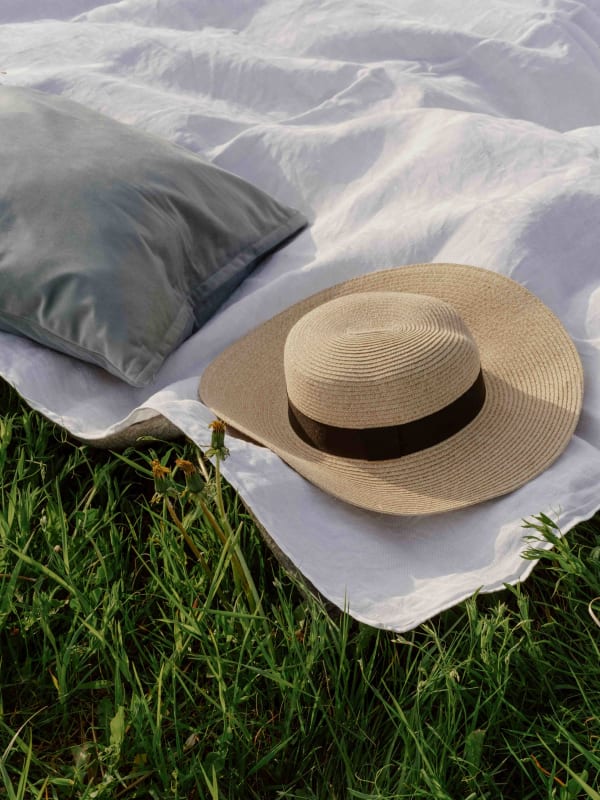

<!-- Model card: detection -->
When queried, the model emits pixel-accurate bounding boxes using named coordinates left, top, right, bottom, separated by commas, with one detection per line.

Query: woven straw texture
left=200, top=263, right=583, bottom=515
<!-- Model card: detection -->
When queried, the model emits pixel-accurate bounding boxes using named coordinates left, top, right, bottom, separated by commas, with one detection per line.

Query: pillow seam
left=0, top=302, right=194, bottom=386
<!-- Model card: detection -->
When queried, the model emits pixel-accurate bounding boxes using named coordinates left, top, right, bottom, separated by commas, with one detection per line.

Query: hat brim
left=199, top=264, right=583, bottom=515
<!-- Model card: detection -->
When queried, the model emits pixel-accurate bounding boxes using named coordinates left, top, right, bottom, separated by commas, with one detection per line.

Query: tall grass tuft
left=1, top=378, right=599, bottom=798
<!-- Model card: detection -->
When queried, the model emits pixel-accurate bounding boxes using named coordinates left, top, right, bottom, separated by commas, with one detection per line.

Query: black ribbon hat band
left=288, top=369, right=486, bottom=461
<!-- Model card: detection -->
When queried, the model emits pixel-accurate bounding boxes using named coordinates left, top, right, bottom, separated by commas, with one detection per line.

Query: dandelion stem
left=165, top=496, right=211, bottom=578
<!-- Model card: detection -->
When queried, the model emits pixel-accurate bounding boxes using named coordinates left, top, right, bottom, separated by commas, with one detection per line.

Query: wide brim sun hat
left=199, top=263, right=583, bottom=515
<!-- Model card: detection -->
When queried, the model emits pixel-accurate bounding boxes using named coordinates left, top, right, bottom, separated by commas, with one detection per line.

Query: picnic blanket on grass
left=2, top=0, right=600, bottom=630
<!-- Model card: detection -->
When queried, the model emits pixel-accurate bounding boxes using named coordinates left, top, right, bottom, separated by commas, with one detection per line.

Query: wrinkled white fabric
left=2, top=0, right=600, bottom=630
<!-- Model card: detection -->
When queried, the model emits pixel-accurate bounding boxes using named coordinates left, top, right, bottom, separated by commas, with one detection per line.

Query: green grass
left=1, top=377, right=600, bottom=799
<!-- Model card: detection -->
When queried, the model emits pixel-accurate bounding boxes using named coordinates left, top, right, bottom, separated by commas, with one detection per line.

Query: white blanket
left=3, top=0, right=600, bottom=631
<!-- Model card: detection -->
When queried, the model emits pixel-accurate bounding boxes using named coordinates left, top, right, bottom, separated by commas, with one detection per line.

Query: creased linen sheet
left=2, top=0, right=600, bottom=631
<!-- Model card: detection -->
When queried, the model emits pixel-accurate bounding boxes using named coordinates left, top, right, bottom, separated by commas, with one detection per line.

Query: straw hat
left=199, top=264, right=583, bottom=515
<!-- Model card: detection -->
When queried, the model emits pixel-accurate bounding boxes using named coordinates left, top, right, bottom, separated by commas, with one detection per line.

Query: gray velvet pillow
left=0, top=87, right=306, bottom=386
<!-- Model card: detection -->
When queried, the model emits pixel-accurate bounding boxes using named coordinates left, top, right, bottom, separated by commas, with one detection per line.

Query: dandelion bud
left=209, top=419, right=226, bottom=449
left=151, top=459, right=171, bottom=495
left=175, top=458, right=204, bottom=494
left=207, top=419, right=230, bottom=460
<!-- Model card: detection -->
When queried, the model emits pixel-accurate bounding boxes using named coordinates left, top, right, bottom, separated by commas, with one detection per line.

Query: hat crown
left=284, top=291, right=481, bottom=428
